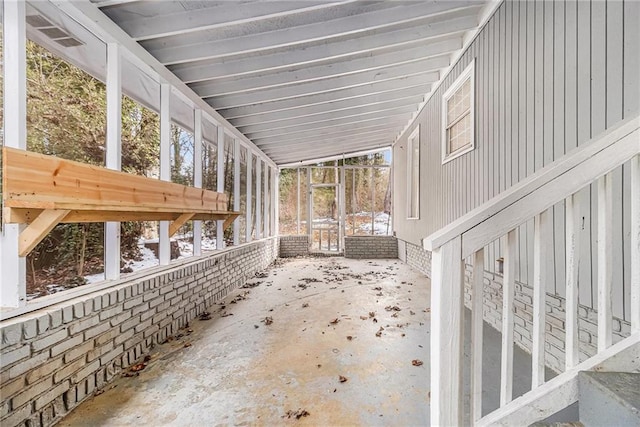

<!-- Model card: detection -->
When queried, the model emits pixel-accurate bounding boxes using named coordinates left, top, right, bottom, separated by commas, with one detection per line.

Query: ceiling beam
left=153, top=2, right=481, bottom=65
left=204, top=69, right=439, bottom=109
left=190, top=53, right=450, bottom=97
left=259, top=131, right=396, bottom=152
left=237, top=98, right=421, bottom=135
left=252, top=119, right=408, bottom=146
left=219, top=79, right=432, bottom=119
left=278, top=146, right=391, bottom=168
left=123, top=1, right=349, bottom=41
left=255, top=127, right=401, bottom=148
left=93, top=0, right=142, bottom=8
left=269, top=140, right=392, bottom=164
left=244, top=109, right=414, bottom=141
left=230, top=92, right=425, bottom=128
left=172, top=32, right=464, bottom=83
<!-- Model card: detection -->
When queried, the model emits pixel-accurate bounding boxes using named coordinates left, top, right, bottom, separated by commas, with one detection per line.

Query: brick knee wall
left=279, top=235, right=309, bottom=257
left=400, top=239, right=631, bottom=374
left=0, top=238, right=278, bottom=427
left=344, top=236, right=398, bottom=259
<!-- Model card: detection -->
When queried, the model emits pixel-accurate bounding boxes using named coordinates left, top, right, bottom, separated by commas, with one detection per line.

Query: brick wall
left=401, top=240, right=431, bottom=277
left=401, top=239, right=632, bottom=374
left=344, top=236, right=398, bottom=259
left=0, top=238, right=278, bottom=427
left=279, top=235, right=309, bottom=257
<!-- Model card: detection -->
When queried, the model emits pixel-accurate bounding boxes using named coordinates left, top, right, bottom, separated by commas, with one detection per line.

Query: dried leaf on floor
left=262, top=316, right=273, bottom=325
left=385, top=305, right=401, bottom=312
left=369, top=311, right=376, bottom=318
left=412, top=359, right=423, bottom=366
left=410, top=310, right=416, bottom=315
left=339, top=375, right=348, bottom=383
left=391, top=312, right=399, bottom=318
left=283, top=409, right=310, bottom=420
left=329, top=318, right=340, bottom=325
left=302, top=303, right=309, bottom=308
left=199, top=312, right=212, bottom=321
left=184, top=343, right=192, bottom=348
left=130, top=363, right=146, bottom=372
left=373, top=286, right=382, bottom=291
left=423, top=308, right=431, bottom=313
left=143, top=355, right=152, bottom=362
left=359, top=315, right=368, bottom=320
left=221, top=312, right=234, bottom=317
left=346, top=336, right=353, bottom=341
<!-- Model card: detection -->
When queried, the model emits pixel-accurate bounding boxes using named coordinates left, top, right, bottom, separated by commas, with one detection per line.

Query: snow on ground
left=358, top=212, right=392, bottom=235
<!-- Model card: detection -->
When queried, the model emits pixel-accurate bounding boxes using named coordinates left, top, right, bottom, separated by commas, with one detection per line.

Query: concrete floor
left=59, top=257, right=566, bottom=426
left=60, top=258, right=432, bottom=426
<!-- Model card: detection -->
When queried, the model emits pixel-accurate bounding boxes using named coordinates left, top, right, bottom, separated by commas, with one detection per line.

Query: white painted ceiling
left=90, top=0, right=489, bottom=165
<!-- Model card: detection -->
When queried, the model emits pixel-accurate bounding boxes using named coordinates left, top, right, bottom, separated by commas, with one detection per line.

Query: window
left=442, top=59, right=475, bottom=163
left=407, top=126, right=420, bottom=219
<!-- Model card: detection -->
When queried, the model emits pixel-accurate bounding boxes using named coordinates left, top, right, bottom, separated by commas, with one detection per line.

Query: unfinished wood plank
left=430, top=236, right=464, bottom=427
left=532, top=210, right=549, bottom=388
left=597, top=173, right=613, bottom=352
left=18, top=209, right=70, bottom=257
left=223, top=213, right=240, bottom=231
left=3, top=147, right=228, bottom=214
left=471, top=248, right=485, bottom=422
left=4, top=208, right=236, bottom=224
left=565, top=193, right=581, bottom=369
left=500, top=229, right=517, bottom=406
left=169, top=213, right=195, bottom=237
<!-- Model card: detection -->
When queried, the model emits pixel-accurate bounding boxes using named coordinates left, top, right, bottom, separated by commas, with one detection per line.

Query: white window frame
left=406, top=125, right=420, bottom=220
left=442, top=59, right=475, bottom=164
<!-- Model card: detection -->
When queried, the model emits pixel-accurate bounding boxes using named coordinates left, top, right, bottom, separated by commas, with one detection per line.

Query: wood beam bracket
left=18, top=209, right=71, bottom=257
left=169, top=213, right=195, bottom=237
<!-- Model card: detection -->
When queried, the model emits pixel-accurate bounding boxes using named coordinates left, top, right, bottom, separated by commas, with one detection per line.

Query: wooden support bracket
left=18, top=209, right=71, bottom=257
left=169, top=213, right=195, bottom=237
left=223, top=213, right=240, bottom=230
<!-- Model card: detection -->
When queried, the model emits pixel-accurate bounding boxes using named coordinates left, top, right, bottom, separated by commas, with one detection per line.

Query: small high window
left=407, top=126, right=420, bottom=219
left=442, top=59, right=475, bottom=163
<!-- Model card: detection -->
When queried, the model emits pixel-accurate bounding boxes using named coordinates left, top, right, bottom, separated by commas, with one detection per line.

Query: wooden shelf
left=2, top=147, right=240, bottom=256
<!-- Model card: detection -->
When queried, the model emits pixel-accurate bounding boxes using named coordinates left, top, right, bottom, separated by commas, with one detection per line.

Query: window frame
left=406, top=125, right=420, bottom=220
left=441, top=59, right=475, bottom=164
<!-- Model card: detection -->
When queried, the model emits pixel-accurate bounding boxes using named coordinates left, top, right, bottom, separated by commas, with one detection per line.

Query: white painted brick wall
left=0, top=237, right=278, bottom=427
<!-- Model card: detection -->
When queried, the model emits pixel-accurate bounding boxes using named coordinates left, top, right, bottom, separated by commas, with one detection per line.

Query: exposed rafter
left=90, top=0, right=491, bottom=165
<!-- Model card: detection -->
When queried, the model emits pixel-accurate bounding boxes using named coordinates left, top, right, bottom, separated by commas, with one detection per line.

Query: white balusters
left=631, top=155, right=640, bottom=334
left=565, top=193, right=581, bottom=369
left=471, top=248, right=485, bottom=422
left=500, top=229, right=517, bottom=406
left=597, top=173, right=613, bottom=352
left=532, top=210, right=550, bottom=388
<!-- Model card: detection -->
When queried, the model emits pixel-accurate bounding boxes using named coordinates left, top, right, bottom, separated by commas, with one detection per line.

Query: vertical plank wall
left=393, top=0, right=640, bottom=319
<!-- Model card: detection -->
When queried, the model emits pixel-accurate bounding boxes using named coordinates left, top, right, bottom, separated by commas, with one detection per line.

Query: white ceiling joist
left=192, top=54, right=449, bottom=98
left=230, top=92, right=426, bottom=128
left=152, top=2, right=481, bottom=65
left=124, top=1, right=349, bottom=41
left=220, top=80, right=432, bottom=119
left=237, top=98, right=421, bottom=135
left=170, top=27, right=468, bottom=83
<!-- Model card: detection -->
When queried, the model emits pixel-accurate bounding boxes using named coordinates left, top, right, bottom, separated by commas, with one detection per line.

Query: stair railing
left=423, top=114, right=640, bottom=426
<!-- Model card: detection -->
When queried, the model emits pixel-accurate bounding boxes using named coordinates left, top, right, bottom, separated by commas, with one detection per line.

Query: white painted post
left=565, top=194, right=581, bottom=369
left=216, top=126, right=225, bottom=250
left=471, top=248, right=485, bottom=423
left=296, top=168, right=301, bottom=234
left=430, top=236, right=464, bottom=427
left=193, top=109, right=203, bottom=256
left=264, top=165, right=270, bottom=237
left=500, top=229, right=517, bottom=406
left=105, top=43, right=122, bottom=281
left=307, top=166, right=312, bottom=238
left=159, top=83, right=171, bottom=265
left=246, top=151, right=253, bottom=243
left=597, top=173, right=613, bottom=352
left=0, top=0, right=27, bottom=308
left=340, top=165, right=346, bottom=250
left=273, top=168, right=279, bottom=237
left=255, top=159, right=262, bottom=240
left=233, top=139, right=240, bottom=246
left=532, top=210, right=549, bottom=388
left=631, top=155, right=640, bottom=334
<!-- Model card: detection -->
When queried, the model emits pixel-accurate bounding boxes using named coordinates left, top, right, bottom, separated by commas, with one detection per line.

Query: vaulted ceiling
left=91, top=0, right=491, bottom=165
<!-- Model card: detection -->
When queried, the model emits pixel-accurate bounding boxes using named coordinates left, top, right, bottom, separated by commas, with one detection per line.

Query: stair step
left=529, top=422, right=583, bottom=427
left=578, top=372, right=640, bottom=427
